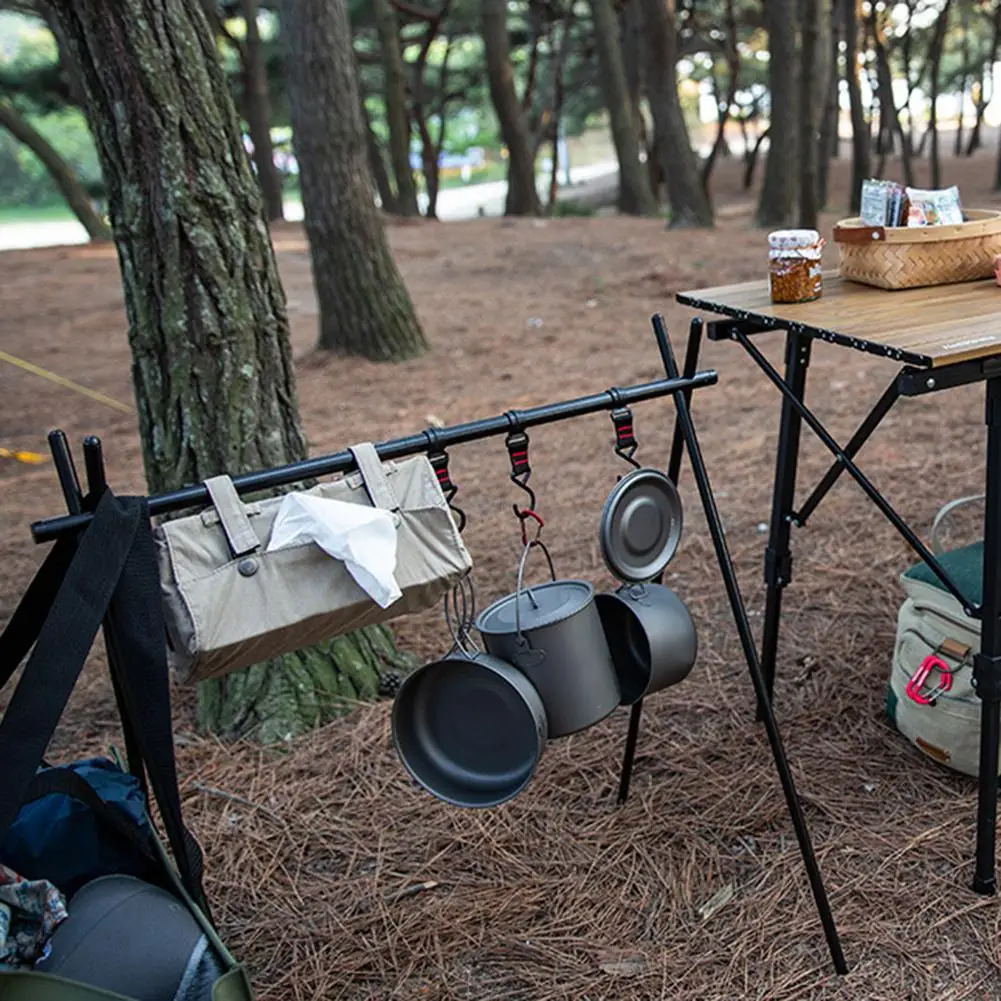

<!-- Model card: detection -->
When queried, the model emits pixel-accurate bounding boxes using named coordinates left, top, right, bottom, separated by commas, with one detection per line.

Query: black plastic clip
left=610, top=406, right=640, bottom=469
left=505, top=428, right=543, bottom=544
left=428, top=449, right=467, bottom=533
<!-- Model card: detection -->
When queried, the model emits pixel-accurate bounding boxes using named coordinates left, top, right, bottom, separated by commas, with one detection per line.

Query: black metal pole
left=47, top=430, right=84, bottom=516
left=733, top=330, right=977, bottom=617
left=31, top=371, right=717, bottom=544
left=653, top=314, right=848, bottom=975
left=795, top=376, right=900, bottom=527
left=617, top=318, right=706, bottom=805
left=974, top=376, right=1001, bottom=895
left=759, top=332, right=810, bottom=717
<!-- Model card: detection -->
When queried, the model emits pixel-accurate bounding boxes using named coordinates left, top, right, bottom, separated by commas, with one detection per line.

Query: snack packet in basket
left=905, top=185, right=964, bottom=227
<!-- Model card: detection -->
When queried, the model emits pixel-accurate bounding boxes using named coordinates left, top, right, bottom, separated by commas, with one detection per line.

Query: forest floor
left=4, top=152, right=1001, bottom=999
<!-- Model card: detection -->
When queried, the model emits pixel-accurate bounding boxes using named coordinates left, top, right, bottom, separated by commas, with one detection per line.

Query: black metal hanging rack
left=25, top=318, right=848, bottom=976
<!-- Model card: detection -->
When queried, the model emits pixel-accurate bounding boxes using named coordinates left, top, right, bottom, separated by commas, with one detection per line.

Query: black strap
left=0, top=536, right=77, bottom=691
left=98, top=504, right=207, bottom=910
left=21, top=767, right=158, bottom=865
left=0, top=490, right=139, bottom=843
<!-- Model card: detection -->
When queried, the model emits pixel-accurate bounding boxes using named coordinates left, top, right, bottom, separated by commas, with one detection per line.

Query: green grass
left=0, top=203, right=76, bottom=225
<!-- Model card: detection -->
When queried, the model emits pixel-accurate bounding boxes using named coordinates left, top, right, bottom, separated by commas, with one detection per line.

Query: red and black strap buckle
left=428, top=449, right=467, bottom=532
left=505, top=428, right=543, bottom=543
left=611, top=407, right=640, bottom=468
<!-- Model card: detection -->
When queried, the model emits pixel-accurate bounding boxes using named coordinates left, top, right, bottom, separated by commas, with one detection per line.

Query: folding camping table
left=675, top=274, right=1001, bottom=896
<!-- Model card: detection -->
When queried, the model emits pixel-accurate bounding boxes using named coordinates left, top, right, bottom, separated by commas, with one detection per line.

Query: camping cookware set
left=392, top=465, right=699, bottom=808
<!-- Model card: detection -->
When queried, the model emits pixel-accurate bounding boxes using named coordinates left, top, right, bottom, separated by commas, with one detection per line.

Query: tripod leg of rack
left=652, top=314, right=848, bottom=976
left=617, top=319, right=705, bottom=805
left=47, top=430, right=83, bottom=515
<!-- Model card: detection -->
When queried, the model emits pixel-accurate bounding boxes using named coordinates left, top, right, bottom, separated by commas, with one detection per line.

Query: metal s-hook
left=610, top=406, right=641, bottom=470
left=505, top=427, right=544, bottom=544
left=424, top=428, right=467, bottom=533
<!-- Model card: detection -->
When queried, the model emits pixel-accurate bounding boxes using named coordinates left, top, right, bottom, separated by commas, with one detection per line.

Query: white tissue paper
left=265, top=493, right=402, bottom=608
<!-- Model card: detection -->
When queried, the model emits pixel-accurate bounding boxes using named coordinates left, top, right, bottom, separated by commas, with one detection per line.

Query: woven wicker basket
left=833, top=208, right=1001, bottom=290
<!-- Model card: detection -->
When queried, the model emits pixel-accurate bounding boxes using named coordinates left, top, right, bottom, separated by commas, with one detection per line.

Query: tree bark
left=481, top=0, right=540, bottom=215
left=755, top=0, right=798, bottom=227
left=279, top=0, right=428, bottom=359
left=45, top=0, right=415, bottom=742
left=927, top=0, right=952, bottom=190
left=240, top=0, right=284, bottom=222
left=0, top=101, right=110, bottom=240
left=967, top=5, right=1001, bottom=156
left=701, top=0, right=740, bottom=190
left=797, top=0, right=819, bottom=229
left=374, top=0, right=420, bottom=216
left=640, top=0, right=712, bottom=227
left=844, top=0, right=869, bottom=214
left=588, top=0, right=657, bottom=215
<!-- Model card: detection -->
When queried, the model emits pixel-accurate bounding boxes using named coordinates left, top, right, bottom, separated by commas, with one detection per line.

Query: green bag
left=0, top=491, right=253, bottom=1000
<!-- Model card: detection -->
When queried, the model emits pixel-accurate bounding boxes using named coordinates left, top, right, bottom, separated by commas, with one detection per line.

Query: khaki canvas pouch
left=154, top=442, right=472, bottom=683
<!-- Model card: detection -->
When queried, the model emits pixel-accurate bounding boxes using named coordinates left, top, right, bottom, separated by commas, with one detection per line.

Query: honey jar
left=768, top=229, right=824, bottom=304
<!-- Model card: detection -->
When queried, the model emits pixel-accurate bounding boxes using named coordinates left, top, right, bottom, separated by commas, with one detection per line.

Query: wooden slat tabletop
left=676, top=274, right=1001, bottom=368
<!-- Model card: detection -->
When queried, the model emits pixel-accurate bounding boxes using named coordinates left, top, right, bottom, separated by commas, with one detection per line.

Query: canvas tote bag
left=155, top=442, right=473, bottom=683
left=887, top=494, right=994, bottom=777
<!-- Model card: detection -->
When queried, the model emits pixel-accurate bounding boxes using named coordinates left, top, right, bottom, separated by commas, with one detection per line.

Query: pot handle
left=514, top=539, right=557, bottom=643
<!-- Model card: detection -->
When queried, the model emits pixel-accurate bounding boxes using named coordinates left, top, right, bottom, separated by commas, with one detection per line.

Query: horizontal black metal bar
left=31, top=370, right=718, bottom=544
left=733, top=330, right=978, bottom=617
left=706, top=319, right=773, bottom=342
left=898, top=356, right=1001, bottom=398
left=678, top=295, right=933, bottom=368
left=795, top=376, right=900, bottom=526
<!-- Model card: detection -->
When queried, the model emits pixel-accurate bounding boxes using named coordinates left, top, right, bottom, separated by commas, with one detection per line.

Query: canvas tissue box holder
left=155, top=442, right=473, bottom=683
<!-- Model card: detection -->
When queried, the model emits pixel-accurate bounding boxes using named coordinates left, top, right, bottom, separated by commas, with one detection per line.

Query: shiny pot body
left=392, top=650, right=547, bottom=808
left=476, top=580, right=621, bottom=738
left=595, top=583, right=698, bottom=705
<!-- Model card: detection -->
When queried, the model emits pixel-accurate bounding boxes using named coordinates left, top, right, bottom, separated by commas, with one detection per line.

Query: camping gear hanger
left=610, top=404, right=641, bottom=471
left=26, top=329, right=848, bottom=975
left=505, top=424, right=543, bottom=545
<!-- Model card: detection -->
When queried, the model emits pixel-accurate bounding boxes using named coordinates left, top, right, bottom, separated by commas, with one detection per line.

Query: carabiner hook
left=427, top=447, right=467, bottom=533
left=505, top=428, right=542, bottom=541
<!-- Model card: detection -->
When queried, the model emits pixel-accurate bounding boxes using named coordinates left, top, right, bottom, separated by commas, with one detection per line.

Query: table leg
left=974, top=375, right=1001, bottom=894
left=759, top=332, right=812, bottom=718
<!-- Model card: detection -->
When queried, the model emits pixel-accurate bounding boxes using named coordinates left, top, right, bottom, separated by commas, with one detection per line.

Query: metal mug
left=595, top=582, right=698, bottom=705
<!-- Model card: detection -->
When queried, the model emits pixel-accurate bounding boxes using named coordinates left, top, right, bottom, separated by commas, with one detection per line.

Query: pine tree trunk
left=928, top=1, right=952, bottom=190
left=240, top=0, right=284, bottom=222
left=817, top=0, right=840, bottom=208
left=870, top=8, right=912, bottom=186
left=588, top=0, right=657, bottom=215
left=46, top=0, right=417, bottom=743
left=279, top=0, right=428, bottom=360
left=0, top=102, right=111, bottom=241
left=481, top=0, right=541, bottom=216
left=797, top=0, right=820, bottom=229
left=844, top=0, right=869, bottom=214
left=362, top=96, right=399, bottom=214
left=374, top=0, right=420, bottom=217
left=640, top=0, right=713, bottom=227
left=755, top=0, right=799, bottom=227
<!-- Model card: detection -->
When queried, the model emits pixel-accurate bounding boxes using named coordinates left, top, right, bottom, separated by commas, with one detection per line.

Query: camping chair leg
left=617, top=318, right=704, bottom=806
left=653, top=314, right=848, bottom=976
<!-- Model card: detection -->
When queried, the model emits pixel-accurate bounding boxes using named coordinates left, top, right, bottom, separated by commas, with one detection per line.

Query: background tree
left=45, top=0, right=414, bottom=742
left=755, top=0, right=798, bottom=226
left=843, top=0, right=869, bottom=214
left=587, top=0, right=657, bottom=215
left=797, top=0, right=820, bottom=229
left=278, top=0, right=428, bottom=360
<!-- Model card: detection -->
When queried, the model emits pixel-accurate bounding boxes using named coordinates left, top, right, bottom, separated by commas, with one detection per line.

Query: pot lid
left=599, top=467, right=683, bottom=583
left=475, top=580, right=594, bottom=635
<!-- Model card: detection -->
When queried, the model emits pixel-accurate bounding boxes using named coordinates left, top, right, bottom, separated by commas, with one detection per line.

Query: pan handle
left=514, top=539, right=557, bottom=643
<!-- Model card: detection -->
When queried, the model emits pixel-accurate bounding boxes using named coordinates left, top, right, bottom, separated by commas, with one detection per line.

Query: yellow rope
left=0, top=349, right=133, bottom=414
left=0, top=447, right=47, bottom=465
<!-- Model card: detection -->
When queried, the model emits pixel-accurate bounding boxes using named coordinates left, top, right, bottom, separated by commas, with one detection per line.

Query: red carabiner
left=906, top=653, right=954, bottom=705
left=516, top=507, right=544, bottom=546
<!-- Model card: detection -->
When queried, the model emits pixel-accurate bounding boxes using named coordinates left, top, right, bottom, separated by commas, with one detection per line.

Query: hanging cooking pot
left=475, top=541, right=621, bottom=738
left=597, top=466, right=698, bottom=703
left=595, top=584, right=698, bottom=704
left=392, top=649, right=547, bottom=808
